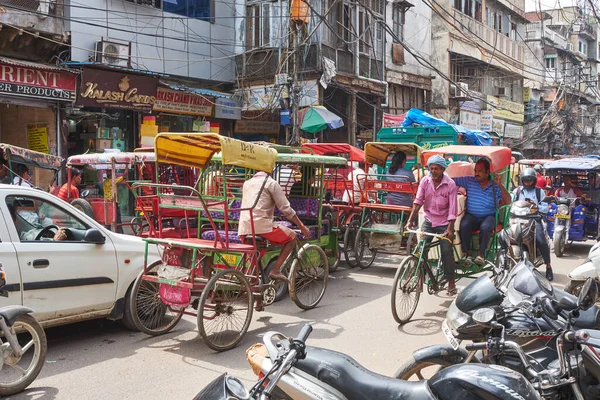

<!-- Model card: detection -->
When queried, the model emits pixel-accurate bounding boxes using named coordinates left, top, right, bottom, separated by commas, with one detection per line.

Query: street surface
left=8, top=244, right=592, bottom=399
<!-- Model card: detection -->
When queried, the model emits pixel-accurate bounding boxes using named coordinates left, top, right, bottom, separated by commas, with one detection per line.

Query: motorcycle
left=502, top=199, right=549, bottom=268
left=195, top=324, right=542, bottom=400
left=566, top=240, right=600, bottom=298
left=0, top=262, right=47, bottom=396
left=546, top=196, right=585, bottom=257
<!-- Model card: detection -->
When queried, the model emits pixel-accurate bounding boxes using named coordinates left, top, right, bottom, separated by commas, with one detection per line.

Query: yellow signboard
left=486, top=95, right=524, bottom=123
left=26, top=123, right=49, bottom=154
left=523, top=88, right=531, bottom=102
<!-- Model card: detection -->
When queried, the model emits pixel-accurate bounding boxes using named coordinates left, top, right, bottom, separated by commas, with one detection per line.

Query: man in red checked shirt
left=533, top=165, right=547, bottom=190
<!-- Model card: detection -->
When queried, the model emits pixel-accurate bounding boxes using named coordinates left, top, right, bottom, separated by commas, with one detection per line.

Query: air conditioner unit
left=95, top=40, right=131, bottom=67
left=450, top=83, right=469, bottom=98
left=495, top=86, right=508, bottom=97
left=567, top=43, right=574, bottom=52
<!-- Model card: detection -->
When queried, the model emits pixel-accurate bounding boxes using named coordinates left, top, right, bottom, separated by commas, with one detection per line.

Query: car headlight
left=446, top=300, right=470, bottom=333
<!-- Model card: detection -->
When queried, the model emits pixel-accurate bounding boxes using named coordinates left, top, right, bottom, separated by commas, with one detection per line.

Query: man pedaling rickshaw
left=238, top=170, right=310, bottom=283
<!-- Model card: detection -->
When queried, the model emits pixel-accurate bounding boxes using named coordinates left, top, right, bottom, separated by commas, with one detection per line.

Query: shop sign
left=459, top=100, right=480, bottom=113
left=77, top=68, right=158, bottom=112
left=492, top=118, right=505, bottom=133
left=486, top=95, right=525, bottom=123
left=0, top=62, right=76, bottom=102
left=459, top=110, right=480, bottom=130
left=242, top=79, right=319, bottom=111
left=26, top=123, right=49, bottom=154
left=504, top=123, right=523, bottom=139
left=214, top=97, right=241, bottom=120
left=523, top=87, right=531, bottom=102
left=154, top=87, right=213, bottom=116
left=480, top=110, right=493, bottom=131
left=235, top=120, right=280, bottom=135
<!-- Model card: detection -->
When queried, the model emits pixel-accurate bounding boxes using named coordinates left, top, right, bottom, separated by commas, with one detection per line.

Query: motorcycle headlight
left=446, top=300, right=470, bottom=333
left=511, top=208, right=528, bottom=217
left=557, top=204, right=570, bottom=214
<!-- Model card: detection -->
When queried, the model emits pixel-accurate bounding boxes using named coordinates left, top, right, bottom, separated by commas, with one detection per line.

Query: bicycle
left=390, top=229, right=499, bottom=325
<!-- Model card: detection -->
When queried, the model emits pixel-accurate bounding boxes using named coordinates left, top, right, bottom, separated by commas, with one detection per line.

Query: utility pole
left=291, top=23, right=300, bottom=146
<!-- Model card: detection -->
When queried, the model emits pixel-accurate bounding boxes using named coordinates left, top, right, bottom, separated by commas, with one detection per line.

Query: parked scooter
left=565, top=240, right=600, bottom=298
left=0, top=262, right=47, bottom=396
left=501, top=199, right=549, bottom=268
left=195, top=324, right=542, bottom=400
left=546, top=196, right=585, bottom=257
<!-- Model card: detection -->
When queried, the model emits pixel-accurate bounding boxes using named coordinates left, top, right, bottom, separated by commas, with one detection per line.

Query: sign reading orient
left=0, top=62, right=76, bottom=101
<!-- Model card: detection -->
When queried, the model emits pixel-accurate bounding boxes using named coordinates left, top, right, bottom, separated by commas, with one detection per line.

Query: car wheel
left=121, top=282, right=137, bottom=331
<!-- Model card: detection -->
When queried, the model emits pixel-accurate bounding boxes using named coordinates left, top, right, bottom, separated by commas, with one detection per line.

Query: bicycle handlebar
left=405, top=229, right=453, bottom=243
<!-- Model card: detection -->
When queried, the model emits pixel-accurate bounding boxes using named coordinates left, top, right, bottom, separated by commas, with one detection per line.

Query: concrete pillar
left=348, top=93, right=357, bottom=145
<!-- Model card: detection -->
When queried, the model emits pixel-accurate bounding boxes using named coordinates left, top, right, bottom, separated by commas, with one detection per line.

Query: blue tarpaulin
left=401, top=108, right=449, bottom=127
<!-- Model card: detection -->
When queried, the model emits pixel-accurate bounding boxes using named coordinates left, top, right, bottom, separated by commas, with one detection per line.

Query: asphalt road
left=7, top=243, right=592, bottom=400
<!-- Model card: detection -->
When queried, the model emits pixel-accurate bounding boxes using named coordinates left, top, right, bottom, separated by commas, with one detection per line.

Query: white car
left=0, top=185, right=160, bottom=329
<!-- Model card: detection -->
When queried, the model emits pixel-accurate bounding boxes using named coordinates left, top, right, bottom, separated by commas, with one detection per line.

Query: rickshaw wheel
left=131, top=217, right=150, bottom=236
left=328, top=244, right=342, bottom=273
left=264, top=259, right=289, bottom=302
left=355, top=229, right=377, bottom=269
left=128, top=264, right=185, bottom=336
left=198, top=269, right=253, bottom=352
left=343, top=219, right=360, bottom=268
left=391, top=256, right=422, bottom=325
left=289, top=244, right=329, bottom=310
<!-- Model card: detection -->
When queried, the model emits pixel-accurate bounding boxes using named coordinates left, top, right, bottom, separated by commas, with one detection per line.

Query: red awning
left=302, top=143, right=364, bottom=162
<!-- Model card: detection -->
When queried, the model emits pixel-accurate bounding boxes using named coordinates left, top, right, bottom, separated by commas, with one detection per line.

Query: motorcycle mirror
left=546, top=186, right=553, bottom=192
left=541, top=297, right=559, bottom=320
left=542, top=196, right=554, bottom=203
left=225, top=375, right=250, bottom=400
left=472, top=308, right=496, bottom=326
left=559, top=295, right=578, bottom=311
left=578, top=277, right=598, bottom=311
left=80, top=189, right=90, bottom=198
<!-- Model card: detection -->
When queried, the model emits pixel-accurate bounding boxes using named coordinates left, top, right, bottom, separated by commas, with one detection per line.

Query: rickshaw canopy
left=67, top=152, right=156, bottom=169
left=422, top=145, right=512, bottom=173
left=154, top=133, right=278, bottom=172
left=302, top=143, right=364, bottom=162
left=543, top=157, right=600, bottom=172
left=211, top=151, right=347, bottom=168
left=0, top=143, right=63, bottom=170
left=518, top=159, right=553, bottom=166
left=364, top=142, right=422, bottom=167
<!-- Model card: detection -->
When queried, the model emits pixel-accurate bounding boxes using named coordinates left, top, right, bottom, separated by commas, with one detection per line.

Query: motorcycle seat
left=295, top=346, right=435, bottom=400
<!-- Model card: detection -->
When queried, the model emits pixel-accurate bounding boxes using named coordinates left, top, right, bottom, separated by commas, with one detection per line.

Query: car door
left=0, top=201, right=23, bottom=312
left=5, top=193, right=119, bottom=321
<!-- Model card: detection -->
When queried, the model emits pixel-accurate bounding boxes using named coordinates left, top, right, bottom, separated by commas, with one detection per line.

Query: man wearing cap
left=406, top=155, right=458, bottom=295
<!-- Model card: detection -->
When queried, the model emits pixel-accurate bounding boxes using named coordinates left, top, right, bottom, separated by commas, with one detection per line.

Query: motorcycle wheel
left=553, top=233, right=565, bottom=257
left=394, top=356, right=451, bottom=380
left=0, top=315, right=47, bottom=396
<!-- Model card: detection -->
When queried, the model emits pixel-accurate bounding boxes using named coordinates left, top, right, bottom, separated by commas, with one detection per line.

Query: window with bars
left=164, top=0, right=214, bottom=22
left=358, top=0, right=383, bottom=57
left=246, top=3, right=271, bottom=50
left=125, top=0, right=162, bottom=7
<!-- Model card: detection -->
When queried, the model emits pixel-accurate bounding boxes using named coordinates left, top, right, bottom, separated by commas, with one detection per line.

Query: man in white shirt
left=13, top=164, right=33, bottom=188
left=342, top=162, right=367, bottom=204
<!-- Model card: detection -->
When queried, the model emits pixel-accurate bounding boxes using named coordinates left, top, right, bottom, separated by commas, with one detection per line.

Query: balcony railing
left=525, top=22, right=568, bottom=49
left=453, top=10, right=524, bottom=63
left=0, top=0, right=63, bottom=16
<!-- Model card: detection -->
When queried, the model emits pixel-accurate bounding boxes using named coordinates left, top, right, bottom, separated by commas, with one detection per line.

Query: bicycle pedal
left=262, top=286, right=276, bottom=306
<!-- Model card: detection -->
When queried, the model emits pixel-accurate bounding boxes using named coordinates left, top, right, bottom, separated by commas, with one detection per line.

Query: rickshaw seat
left=360, top=203, right=413, bottom=213
left=144, top=237, right=255, bottom=252
left=276, top=198, right=320, bottom=218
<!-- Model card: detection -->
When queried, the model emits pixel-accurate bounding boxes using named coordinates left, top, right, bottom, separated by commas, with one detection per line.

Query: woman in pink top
left=406, top=155, right=458, bottom=295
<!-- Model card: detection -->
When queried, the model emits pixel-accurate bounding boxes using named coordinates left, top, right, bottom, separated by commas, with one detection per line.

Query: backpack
left=516, top=186, right=542, bottom=204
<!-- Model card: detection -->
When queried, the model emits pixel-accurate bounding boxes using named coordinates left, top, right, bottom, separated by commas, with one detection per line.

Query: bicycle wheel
left=265, top=259, right=289, bottom=302
left=355, top=228, right=377, bottom=269
left=289, top=244, right=329, bottom=310
left=343, top=219, right=360, bottom=268
left=128, top=264, right=185, bottom=335
left=391, top=255, right=422, bottom=324
left=198, top=269, right=254, bottom=352
left=328, top=243, right=342, bottom=273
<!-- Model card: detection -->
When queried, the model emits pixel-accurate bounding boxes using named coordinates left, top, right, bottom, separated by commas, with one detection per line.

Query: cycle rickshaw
left=66, top=151, right=155, bottom=233
left=127, top=133, right=330, bottom=351
left=0, top=144, right=63, bottom=190
left=391, top=145, right=513, bottom=324
left=301, top=143, right=366, bottom=268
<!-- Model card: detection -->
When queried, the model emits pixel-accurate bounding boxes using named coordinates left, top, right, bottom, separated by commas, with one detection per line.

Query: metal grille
left=124, top=0, right=161, bottom=9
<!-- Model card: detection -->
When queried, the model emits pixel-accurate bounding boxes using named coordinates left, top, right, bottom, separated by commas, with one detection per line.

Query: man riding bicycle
left=406, top=155, right=458, bottom=295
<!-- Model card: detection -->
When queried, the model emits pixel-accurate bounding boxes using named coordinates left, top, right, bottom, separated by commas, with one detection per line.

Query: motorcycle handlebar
left=564, top=330, right=589, bottom=343
left=465, top=342, right=488, bottom=351
left=297, top=325, right=313, bottom=343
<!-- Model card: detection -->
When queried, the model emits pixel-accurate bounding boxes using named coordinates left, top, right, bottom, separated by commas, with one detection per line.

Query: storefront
left=66, top=66, right=158, bottom=156
left=0, top=57, right=77, bottom=185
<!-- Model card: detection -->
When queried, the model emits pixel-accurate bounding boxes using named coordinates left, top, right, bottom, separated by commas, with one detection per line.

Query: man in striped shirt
left=454, top=159, right=512, bottom=265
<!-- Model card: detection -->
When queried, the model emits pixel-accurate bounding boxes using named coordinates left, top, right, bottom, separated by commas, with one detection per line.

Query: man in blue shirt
left=454, top=158, right=512, bottom=265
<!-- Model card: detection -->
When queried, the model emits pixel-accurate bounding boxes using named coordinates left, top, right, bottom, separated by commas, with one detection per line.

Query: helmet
left=533, top=164, right=542, bottom=172
left=520, top=167, right=537, bottom=183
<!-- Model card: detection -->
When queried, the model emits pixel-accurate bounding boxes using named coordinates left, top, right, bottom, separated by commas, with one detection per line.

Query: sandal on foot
left=446, top=287, right=458, bottom=296
left=474, top=256, right=485, bottom=266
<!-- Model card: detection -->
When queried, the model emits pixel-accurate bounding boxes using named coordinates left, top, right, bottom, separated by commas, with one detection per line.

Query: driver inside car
left=11, top=199, right=67, bottom=241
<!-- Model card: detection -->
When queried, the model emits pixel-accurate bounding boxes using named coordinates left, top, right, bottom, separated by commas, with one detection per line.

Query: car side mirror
left=84, top=228, right=106, bottom=244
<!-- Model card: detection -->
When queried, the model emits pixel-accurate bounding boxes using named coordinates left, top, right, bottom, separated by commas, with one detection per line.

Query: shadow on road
left=398, top=318, right=442, bottom=336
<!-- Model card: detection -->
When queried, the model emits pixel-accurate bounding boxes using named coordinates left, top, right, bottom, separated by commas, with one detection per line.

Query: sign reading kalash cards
left=77, top=68, right=158, bottom=112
